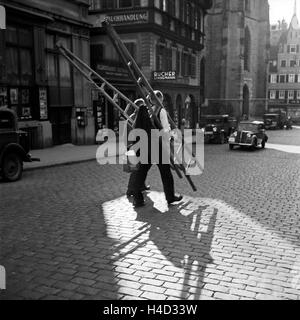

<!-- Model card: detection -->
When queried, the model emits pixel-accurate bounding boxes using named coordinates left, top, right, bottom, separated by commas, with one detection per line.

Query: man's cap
left=154, top=90, right=164, bottom=100
left=134, top=98, right=146, bottom=107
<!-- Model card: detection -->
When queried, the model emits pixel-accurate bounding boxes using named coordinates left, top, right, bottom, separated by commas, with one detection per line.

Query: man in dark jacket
left=128, top=97, right=182, bottom=208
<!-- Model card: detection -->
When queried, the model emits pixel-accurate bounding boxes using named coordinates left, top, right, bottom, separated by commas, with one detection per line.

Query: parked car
left=228, top=121, right=268, bottom=150
left=0, top=107, right=39, bottom=181
left=263, top=112, right=286, bottom=130
left=202, top=115, right=237, bottom=144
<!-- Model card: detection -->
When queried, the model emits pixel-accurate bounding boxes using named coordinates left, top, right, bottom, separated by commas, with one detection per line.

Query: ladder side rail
left=103, top=21, right=199, bottom=189
left=57, top=46, right=135, bottom=126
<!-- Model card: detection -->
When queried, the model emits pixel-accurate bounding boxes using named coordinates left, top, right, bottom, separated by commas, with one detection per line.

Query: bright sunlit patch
left=101, top=192, right=300, bottom=299
left=267, top=143, right=300, bottom=154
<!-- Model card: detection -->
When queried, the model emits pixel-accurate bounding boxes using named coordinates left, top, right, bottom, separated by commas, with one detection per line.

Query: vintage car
left=202, top=115, right=237, bottom=144
left=228, top=121, right=268, bottom=150
left=0, top=107, right=39, bottom=181
left=263, top=112, right=286, bottom=130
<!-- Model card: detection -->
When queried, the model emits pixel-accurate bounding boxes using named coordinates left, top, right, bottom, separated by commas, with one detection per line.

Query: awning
left=4, top=3, right=54, bottom=22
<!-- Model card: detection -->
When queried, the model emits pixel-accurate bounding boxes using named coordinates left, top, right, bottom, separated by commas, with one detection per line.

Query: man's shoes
left=167, top=194, right=183, bottom=205
left=133, top=199, right=145, bottom=208
left=126, top=185, right=150, bottom=197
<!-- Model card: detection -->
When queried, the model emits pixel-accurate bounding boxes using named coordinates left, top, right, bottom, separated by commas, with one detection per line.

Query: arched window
left=244, top=27, right=251, bottom=71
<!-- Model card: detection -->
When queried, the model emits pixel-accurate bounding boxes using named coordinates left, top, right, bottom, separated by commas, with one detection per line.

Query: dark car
left=202, top=115, right=237, bottom=144
left=263, top=112, right=286, bottom=130
left=0, top=107, right=39, bottom=181
left=228, top=121, right=268, bottom=150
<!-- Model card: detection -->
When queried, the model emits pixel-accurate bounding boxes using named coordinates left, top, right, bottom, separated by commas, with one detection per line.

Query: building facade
left=204, top=0, right=270, bottom=119
left=0, top=0, right=94, bottom=148
left=88, top=0, right=212, bottom=130
left=267, top=3, right=300, bottom=122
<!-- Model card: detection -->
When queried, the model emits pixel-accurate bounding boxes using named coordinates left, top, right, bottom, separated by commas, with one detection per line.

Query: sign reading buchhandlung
left=153, top=71, right=177, bottom=81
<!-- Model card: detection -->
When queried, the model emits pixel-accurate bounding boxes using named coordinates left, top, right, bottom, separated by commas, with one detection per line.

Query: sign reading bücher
left=153, top=71, right=177, bottom=81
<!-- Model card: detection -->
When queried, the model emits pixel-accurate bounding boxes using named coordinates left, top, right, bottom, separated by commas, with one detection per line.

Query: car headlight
left=233, top=131, right=237, bottom=137
left=213, top=127, right=218, bottom=132
left=247, top=133, right=252, bottom=138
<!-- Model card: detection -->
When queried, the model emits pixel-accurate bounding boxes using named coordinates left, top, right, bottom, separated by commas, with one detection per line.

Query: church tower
left=204, top=0, right=270, bottom=119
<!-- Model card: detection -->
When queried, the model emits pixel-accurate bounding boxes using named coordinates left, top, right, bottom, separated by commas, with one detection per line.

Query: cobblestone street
left=1, top=129, right=300, bottom=300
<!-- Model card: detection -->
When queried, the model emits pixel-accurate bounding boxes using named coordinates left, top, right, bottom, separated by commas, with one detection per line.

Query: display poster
left=0, top=87, right=7, bottom=107
left=39, top=87, right=48, bottom=120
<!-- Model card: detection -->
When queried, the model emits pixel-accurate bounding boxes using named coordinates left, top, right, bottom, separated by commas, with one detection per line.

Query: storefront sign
left=289, top=99, right=300, bottom=104
left=105, top=11, right=149, bottom=25
left=96, top=65, right=129, bottom=80
left=39, top=88, right=48, bottom=120
left=153, top=71, right=177, bottom=81
left=0, top=5, right=6, bottom=30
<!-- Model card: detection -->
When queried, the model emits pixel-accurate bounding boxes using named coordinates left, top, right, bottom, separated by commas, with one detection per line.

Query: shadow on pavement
left=129, top=196, right=218, bottom=300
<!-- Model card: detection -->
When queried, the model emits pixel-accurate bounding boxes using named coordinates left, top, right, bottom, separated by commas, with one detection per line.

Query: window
left=190, top=55, right=196, bottom=77
left=288, top=90, right=294, bottom=100
left=269, top=90, right=276, bottom=99
left=124, top=42, right=137, bottom=61
left=156, top=44, right=164, bottom=70
left=46, top=34, right=72, bottom=87
left=298, top=74, right=300, bottom=82
left=165, top=47, right=172, bottom=70
left=289, top=74, right=295, bottom=83
left=281, top=60, right=286, bottom=67
left=6, top=25, right=34, bottom=119
left=270, top=74, right=277, bottom=83
left=46, top=33, right=73, bottom=108
left=290, top=44, right=296, bottom=53
left=90, top=44, right=104, bottom=70
left=244, top=27, right=251, bottom=71
left=290, top=60, right=297, bottom=67
left=245, top=0, right=250, bottom=11
left=279, top=74, right=285, bottom=83
left=279, top=91, right=285, bottom=99
left=297, top=91, right=300, bottom=99
left=118, top=0, right=138, bottom=8
left=176, top=50, right=181, bottom=75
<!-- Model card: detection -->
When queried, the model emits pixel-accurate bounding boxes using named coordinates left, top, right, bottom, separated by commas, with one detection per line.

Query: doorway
left=49, top=107, right=72, bottom=145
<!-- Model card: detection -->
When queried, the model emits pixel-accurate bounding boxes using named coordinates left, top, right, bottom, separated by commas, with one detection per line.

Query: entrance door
left=49, top=107, right=72, bottom=145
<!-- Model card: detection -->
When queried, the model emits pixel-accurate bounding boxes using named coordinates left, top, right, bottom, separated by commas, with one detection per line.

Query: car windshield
left=238, top=123, right=258, bottom=131
left=206, top=118, right=224, bottom=124
left=264, top=115, right=278, bottom=119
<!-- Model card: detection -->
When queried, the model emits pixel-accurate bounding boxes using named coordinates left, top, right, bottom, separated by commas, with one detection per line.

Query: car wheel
left=229, top=144, right=234, bottom=150
left=251, top=138, right=257, bottom=150
left=2, top=152, right=23, bottom=182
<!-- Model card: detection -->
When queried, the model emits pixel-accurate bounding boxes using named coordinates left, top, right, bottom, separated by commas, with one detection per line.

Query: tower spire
left=294, top=0, right=297, bottom=16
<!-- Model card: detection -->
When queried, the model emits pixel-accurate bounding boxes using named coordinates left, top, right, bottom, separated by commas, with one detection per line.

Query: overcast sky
left=269, top=0, right=298, bottom=24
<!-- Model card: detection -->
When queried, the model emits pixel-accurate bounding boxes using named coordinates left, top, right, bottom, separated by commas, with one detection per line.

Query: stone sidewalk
left=24, top=142, right=126, bottom=171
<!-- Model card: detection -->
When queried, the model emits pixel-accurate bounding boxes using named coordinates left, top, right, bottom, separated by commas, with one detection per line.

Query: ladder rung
left=113, top=93, right=119, bottom=102
left=124, top=103, right=132, bottom=114
left=100, top=83, right=106, bottom=90
left=137, top=77, right=143, bottom=85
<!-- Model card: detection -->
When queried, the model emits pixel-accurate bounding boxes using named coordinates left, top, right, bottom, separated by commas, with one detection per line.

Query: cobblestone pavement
left=0, top=129, right=300, bottom=300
